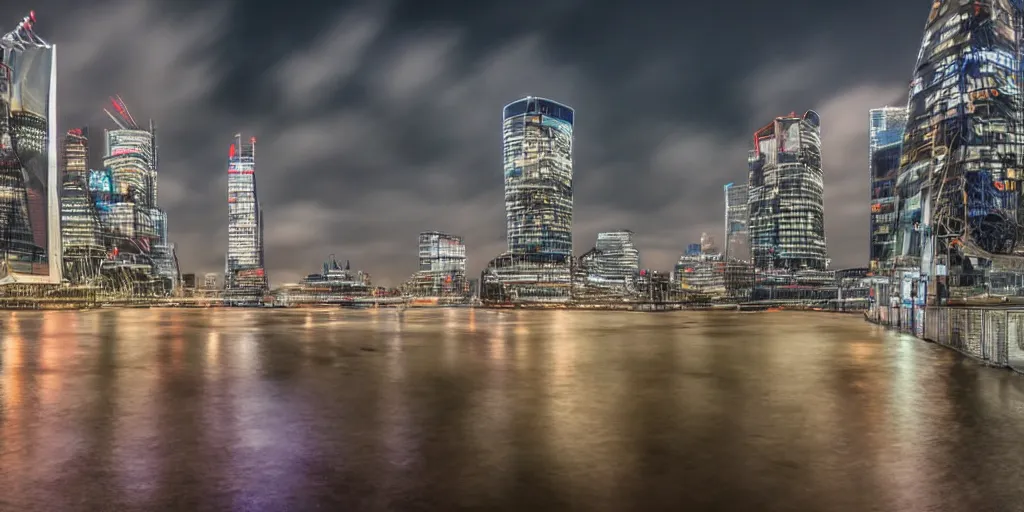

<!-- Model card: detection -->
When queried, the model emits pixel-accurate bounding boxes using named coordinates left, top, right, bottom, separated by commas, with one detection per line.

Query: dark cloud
left=1, top=0, right=928, bottom=285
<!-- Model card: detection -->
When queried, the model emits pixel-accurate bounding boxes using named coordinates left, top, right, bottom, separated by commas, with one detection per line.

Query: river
left=1, top=308, right=1023, bottom=511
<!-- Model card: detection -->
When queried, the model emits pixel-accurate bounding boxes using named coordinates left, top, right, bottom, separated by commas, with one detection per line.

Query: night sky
left=2, top=0, right=931, bottom=286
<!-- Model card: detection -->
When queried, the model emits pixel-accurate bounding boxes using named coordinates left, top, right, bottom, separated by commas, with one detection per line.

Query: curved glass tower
left=895, top=0, right=1024, bottom=293
left=482, top=97, right=575, bottom=303
left=0, top=12, right=60, bottom=284
left=747, top=110, right=827, bottom=271
left=502, top=97, right=574, bottom=259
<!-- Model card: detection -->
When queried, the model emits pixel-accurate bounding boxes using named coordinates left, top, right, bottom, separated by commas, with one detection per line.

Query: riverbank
left=865, top=305, right=1024, bottom=373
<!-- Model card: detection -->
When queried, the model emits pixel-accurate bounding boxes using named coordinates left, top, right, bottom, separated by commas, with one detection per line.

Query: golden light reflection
left=207, top=331, right=221, bottom=372
left=1, top=312, right=25, bottom=449
left=37, top=313, right=63, bottom=407
left=488, top=315, right=507, bottom=363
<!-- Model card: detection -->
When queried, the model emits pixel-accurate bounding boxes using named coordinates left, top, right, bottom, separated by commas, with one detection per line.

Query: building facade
left=895, top=0, right=1024, bottom=298
left=483, top=96, right=575, bottom=303
left=0, top=12, right=61, bottom=285
left=59, top=128, right=105, bottom=282
left=591, top=230, right=640, bottom=287
left=98, top=99, right=178, bottom=294
left=723, top=182, right=749, bottom=262
left=748, top=111, right=827, bottom=272
left=402, top=231, right=468, bottom=298
left=203, top=272, right=218, bottom=290
left=868, top=107, right=907, bottom=272
left=225, top=133, right=268, bottom=304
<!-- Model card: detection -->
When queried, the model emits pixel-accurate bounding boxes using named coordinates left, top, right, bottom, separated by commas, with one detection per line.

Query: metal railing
left=868, top=305, right=1024, bottom=372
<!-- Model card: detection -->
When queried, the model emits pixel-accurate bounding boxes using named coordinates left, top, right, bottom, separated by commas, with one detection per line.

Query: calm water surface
left=1, top=309, right=1024, bottom=511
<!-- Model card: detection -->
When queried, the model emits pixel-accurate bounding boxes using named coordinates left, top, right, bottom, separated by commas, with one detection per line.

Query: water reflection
left=1, top=309, right=1024, bottom=510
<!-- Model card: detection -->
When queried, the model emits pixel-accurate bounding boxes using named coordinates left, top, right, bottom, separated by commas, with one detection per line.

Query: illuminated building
left=748, top=111, right=827, bottom=272
left=98, top=97, right=178, bottom=293
left=0, top=12, right=61, bottom=285
left=482, top=96, right=574, bottom=303
left=277, top=256, right=372, bottom=306
left=869, top=107, right=907, bottom=272
left=590, top=230, right=639, bottom=287
left=723, top=182, right=749, bottom=262
left=895, top=0, right=1024, bottom=298
left=402, top=231, right=468, bottom=299
left=225, top=133, right=268, bottom=305
left=674, top=252, right=725, bottom=296
left=59, top=128, right=104, bottom=282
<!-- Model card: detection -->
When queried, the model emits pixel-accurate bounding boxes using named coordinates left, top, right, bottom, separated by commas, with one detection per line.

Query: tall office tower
left=100, top=97, right=177, bottom=292
left=592, top=230, right=640, bottom=286
left=723, top=182, right=749, bottom=262
left=59, top=128, right=104, bottom=282
left=225, top=133, right=268, bottom=305
left=895, top=1, right=1024, bottom=295
left=748, top=111, right=827, bottom=272
left=0, top=12, right=61, bottom=285
left=403, top=231, right=468, bottom=297
left=481, top=96, right=575, bottom=303
left=60, top=128, right=88, bottom=183
left=503, top=97, right=574, bottom=257
left=868, top=107, right=907, bottom=271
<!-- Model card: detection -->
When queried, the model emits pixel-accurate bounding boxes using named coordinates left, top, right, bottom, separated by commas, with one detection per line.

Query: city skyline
left=0, top=0, right=927, bottom=286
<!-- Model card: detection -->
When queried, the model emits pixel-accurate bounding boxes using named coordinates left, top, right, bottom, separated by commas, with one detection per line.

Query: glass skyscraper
left=502, top=96, right=574, bottom=258
left=748, top=111, right=827, bottom=271
left=0, top=12, right=61, bottom=285
left=59, top=128, right=104, bottom=282
left=97, top=100, right=177, bottom=293
left=868, top=106, right=907, bottom=271
left=482, top=96, right=575, bottom=303
left=225, top=133, right=267, bottom=305
left=895, top=0, right=1024, bottom=295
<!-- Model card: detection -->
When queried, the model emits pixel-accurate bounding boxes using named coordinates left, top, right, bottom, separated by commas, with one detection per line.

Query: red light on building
left=229, top=143, right=236, bottom=158
left=250, top=136, right=256, bottom=144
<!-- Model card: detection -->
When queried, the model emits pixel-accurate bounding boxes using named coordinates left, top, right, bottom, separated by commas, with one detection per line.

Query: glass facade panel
left=0, top=14, right=60, bottom=284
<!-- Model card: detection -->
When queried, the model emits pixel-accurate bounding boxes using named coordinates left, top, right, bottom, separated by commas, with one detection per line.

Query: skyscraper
left=747, top=111, right=827, bottom=271
left=100, top=97, right=177, bottom=292
left=503, top=96, right=574, bottom=258
left=868, top=107, right=907, bottom=271
left=723, top=182, right=749, bottom=262
left=0, top=12, right=61, bottom=285
left=59, top=128, right=104, bottom=282
left=225, top=133, right=267, bottom=305
left=482, top=96, right=575, bottom=303
left=895, top=1, right=1024, bottom=294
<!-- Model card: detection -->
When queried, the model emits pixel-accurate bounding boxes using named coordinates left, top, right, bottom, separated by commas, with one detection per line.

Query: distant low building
left=203, top=272, right=218, bottom=290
